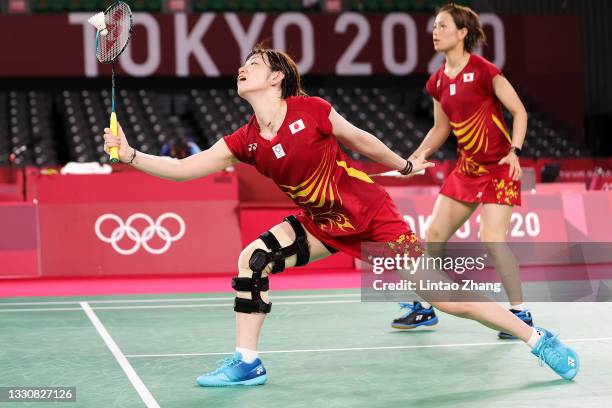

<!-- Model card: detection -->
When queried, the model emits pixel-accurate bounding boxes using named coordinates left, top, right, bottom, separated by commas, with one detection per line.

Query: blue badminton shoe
left=391, top=302, right=438, bottom=329
left=196, top=352, right=267, bottom=387
left=531, top=328, right=579, bottom=380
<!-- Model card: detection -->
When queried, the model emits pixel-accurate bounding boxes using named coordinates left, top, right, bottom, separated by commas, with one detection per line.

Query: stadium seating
left=28, top=0, right=316, bottom=12
left=0, top=86, right=586, bottom=166
left=0, top=91, right=58, bottom=166
left=25, top=0, right=467, bottom=13
left=32, top=0, right=162, bottom=12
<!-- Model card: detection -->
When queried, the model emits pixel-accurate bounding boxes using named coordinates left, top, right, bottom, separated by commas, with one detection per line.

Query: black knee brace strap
left=232, top=215, right=310, bottom=314
left=249, top=215, right=310, bottom=275
left=232, top=277, right=269, bottom=292
left=256, top=231, right=284, bottom=273
left=232, top=276, right=272, bottom=313
left=283, top=215, right=310, bottom=268
left=233, top=296, right=272, bottom=313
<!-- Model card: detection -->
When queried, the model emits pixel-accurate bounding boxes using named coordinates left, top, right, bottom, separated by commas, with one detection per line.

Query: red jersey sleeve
left=426, top=71, right=440, bottom=101
left=222, top=124, right=254, bottom=165
left=303, top=96, right=333, bottom=136
left=479, top=56, right=503, bottom=95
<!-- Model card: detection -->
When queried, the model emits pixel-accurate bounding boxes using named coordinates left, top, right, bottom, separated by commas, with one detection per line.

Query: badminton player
left=103, top=46, right=579, bottom=386
left=392, top=3, right=533, bottom=339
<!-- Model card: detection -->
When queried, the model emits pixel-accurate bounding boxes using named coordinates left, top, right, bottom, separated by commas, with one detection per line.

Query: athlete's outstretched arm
left=329, top=108, right=433, bottom=173
left=103, top=123, right=237, bottom=182
left=410, top=99, right=451, bottom=160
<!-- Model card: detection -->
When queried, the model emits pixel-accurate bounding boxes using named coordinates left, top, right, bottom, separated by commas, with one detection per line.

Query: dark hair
left=169, top=134, right=190, bottom=159
left=437, top=3, right=487, bottom=53
left=246, top=44, right=307, bottom=99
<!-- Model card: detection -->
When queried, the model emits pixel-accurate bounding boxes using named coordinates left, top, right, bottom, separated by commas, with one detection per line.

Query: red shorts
left=297, top=195, right=422, bottom=260
left=441, top=165, right=521, bottom=206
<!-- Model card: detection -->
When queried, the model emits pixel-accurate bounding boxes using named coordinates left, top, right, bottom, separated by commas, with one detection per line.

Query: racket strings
left=97, top=3, right=132, bottom=63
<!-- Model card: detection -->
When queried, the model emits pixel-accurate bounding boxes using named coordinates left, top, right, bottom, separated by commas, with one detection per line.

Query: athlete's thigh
left=427, top=194, right=478, bottom=242
left=479, top=203, right=513, bottom=241
left=263, top=220, right=334, bottom=267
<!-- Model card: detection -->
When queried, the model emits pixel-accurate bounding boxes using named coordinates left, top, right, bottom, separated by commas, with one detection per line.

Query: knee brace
left=232, top=215, right=310, bottom=314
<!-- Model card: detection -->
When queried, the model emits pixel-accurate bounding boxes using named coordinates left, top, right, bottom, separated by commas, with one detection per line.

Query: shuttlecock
left=88, top=12, right=108, bottom=36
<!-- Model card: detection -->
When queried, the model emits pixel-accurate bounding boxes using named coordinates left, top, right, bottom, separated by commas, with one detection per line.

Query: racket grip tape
left=109, top=112, right=120, bottom=163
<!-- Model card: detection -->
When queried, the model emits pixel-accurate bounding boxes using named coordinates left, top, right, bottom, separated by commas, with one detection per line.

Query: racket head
left=95, top=1, right=133, bottom=64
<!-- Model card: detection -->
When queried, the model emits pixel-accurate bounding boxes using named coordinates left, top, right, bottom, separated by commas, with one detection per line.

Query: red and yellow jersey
left=426, top=54, right=512, bottom=177
left=224, top=96, right=387, bottom=236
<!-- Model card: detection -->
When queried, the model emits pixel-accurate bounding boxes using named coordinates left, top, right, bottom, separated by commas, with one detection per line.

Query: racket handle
left=370, top=169, right=426, bottom=177
left=109, top=112, right=120, bottom=163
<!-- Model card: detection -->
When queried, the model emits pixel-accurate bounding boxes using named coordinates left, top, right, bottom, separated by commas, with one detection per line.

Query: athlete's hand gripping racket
left=89, top=2, right=133, bottom=163
left=369, top=149, right=434, bottom=178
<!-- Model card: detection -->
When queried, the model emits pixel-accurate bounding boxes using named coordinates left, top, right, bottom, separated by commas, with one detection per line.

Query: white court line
left=125, top=336, right=612, bottom=358
left=0, top=307, right=82, bottom=312
left=0, top=299, right=361, bottom=312
left=80, top=302, right=160, bottom=408
left=0, top=293, right=359, bottom=307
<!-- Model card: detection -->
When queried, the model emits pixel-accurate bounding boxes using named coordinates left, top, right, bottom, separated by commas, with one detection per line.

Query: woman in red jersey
left=103, top=45, right=578, bottom=386
left=391, top=3, right=532, bottom=338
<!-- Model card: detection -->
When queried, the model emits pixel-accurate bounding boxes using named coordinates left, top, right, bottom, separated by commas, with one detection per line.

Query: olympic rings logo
left=94, top=213, right=186, bottom=255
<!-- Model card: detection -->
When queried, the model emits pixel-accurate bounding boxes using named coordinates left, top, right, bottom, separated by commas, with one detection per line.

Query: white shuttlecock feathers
left=88, top=12, right=108, bottom=36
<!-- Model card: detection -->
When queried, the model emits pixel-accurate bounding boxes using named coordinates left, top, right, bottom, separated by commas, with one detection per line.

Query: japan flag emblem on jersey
left=463, top=72, right=474, bottom=82
left=289, top=119, right=305, bottom=135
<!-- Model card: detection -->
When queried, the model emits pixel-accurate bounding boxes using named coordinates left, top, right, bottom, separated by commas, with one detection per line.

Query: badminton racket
left=89, top=1, right=133, bottom=163
left=369, top=169, right=426, bottom=177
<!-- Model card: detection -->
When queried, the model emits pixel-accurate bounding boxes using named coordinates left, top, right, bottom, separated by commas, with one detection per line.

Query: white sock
left=526, top=328, right=544, bottom=348
left=236, top=347, right=258, bottom=363
left=510, top=303, right=525, bottom=311
left=420, top=301, right=432, bottom=309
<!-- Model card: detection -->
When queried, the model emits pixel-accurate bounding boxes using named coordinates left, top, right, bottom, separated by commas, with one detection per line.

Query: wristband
left=400, top=160, right=413, bottom=175
left=509, top=146, right=522, bottom=157
left=126, top=148, right=137, bottom=164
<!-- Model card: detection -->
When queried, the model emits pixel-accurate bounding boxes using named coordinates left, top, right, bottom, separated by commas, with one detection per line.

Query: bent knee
left=238, top=241, right=271, bottom=277
left=426, top=226, right=450, bottom=243
left=479, top=226, right=507, bottom=243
